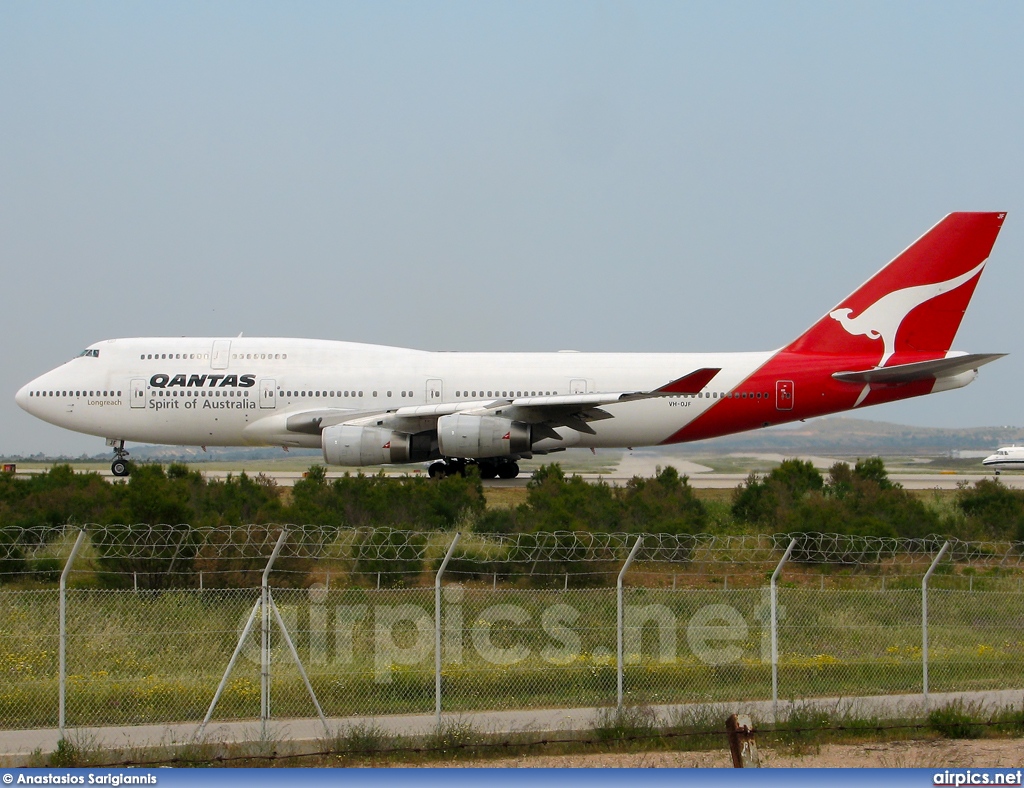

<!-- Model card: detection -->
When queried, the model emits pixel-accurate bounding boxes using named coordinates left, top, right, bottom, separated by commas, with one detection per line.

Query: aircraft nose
left=15, top=381, right=32, bottom=412
left=15, top=377, right=43, bottom=416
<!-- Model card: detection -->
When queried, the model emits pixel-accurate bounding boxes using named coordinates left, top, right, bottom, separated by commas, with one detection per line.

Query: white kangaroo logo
left=829, top=261, right=985, bottom=367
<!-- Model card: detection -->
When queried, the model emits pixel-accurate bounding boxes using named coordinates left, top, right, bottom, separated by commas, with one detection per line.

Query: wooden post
left=726, top=714, right=760, bottom=768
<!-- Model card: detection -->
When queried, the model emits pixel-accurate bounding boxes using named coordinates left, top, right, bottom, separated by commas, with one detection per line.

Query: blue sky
left=3, top=2, right=1023, bottom=455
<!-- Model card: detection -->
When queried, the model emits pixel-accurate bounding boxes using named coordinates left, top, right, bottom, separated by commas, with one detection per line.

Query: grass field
left=1, top=585, right=1021, bottom=729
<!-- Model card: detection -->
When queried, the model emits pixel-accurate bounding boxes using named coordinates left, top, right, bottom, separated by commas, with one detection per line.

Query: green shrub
left=732, top=459, right=823, bottom=525
left=928, top=701, right=984, bottom=739
left=955, top=479, right=1024, bottom=540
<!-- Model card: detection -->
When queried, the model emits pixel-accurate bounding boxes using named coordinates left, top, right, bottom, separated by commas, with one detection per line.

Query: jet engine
left=322, top=425, right=431, bottom=466
left=436, top=414, right=531, bottom=458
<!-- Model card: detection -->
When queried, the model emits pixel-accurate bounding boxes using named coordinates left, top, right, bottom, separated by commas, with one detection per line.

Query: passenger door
left=260, top=378, right=277, bottom=409
left=776, top=380, right=794, bottom=411
left=211, top=340, right=231, bottom=370
left=131, top=378, right=146, bottom=409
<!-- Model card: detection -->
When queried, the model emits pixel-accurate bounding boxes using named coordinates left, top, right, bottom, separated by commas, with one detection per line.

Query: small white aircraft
left=17, top=213, right=1007, bottom=479
left=982, top=446, right=1024, bottom=474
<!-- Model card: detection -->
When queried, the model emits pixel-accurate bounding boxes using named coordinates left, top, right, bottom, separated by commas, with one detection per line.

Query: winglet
left=656, top=368, right=721, bottom=395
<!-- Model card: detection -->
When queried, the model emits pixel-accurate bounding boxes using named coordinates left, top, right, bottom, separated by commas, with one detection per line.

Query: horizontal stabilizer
left=832, top=353, right=1005, bottom=385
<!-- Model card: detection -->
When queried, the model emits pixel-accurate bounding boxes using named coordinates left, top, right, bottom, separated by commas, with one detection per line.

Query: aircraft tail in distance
left=784, top=212, right=1006, bottom=367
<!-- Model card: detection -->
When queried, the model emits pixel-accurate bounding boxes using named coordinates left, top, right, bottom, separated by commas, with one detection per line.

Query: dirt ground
left=428, top=739, right=1024, bottom=768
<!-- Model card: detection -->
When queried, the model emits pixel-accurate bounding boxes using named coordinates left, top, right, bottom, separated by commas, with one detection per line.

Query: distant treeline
left=733, top=457, right=1024, bottom=542
left=1, top=458, right=1021, bottom=539
left=0, top=459, right=1021, bottom=587
left=0, top=462, right=711, bottom=533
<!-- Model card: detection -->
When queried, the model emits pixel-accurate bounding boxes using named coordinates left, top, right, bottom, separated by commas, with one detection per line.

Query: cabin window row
left=281, top=390, right=366, bottom=398
left=455, top=390, right=555, bottom=398
left=276, top=389, right=561, bottom=400
left=153, top=389, right=250, bottom=397
left=29, top=390, right=122, bottom=398
left=140, top=353, right=211, bottom=360
left=682, top=391, right=772, bottom=399
left=232, top=353, right=286, bottom=360
left=139, top=352, right=289, bottom=360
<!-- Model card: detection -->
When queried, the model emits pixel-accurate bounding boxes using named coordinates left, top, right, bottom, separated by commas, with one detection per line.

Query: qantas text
left=149, top=374, right=255, bottom=389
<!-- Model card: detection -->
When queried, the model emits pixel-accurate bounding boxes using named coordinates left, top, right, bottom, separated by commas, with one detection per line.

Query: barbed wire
left=2, top=524, right=1024, bottom=569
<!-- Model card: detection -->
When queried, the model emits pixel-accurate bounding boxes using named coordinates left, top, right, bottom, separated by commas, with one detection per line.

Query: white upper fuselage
left=15, top=337, right=774, bottom=452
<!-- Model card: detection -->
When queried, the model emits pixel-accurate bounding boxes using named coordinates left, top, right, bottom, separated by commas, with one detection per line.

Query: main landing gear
left=429, top=458, right=465, bottom=479
left=479, top=459, right=521, bottom=480
left=110, top=440, right=131, bottom=477
left=428, top=458, right=520, bottom=480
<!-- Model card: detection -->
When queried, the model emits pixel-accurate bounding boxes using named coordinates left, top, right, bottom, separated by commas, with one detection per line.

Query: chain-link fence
left=0, top=526, right=1022, bottom=731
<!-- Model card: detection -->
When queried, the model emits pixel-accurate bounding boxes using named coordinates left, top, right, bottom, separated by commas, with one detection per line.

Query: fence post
left=922, top=541, right=950, bottom=710
left=617, top=536, right=644, bottom=711
left=435, top=533, right=461, bottom=723
left=771, top=538, right=797, bottom=722
left=261, top=530, right=288, bottom=740
left=726, top=713, right=760, bottom=768
left=58, top=529, right=87, bottom=738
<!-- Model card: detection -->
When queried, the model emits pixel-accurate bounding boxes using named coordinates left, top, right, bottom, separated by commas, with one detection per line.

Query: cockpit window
left=78, top=349, right=100, bottom=358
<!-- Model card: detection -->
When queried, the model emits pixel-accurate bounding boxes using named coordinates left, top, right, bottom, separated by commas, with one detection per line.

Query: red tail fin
left=785, top=212, right=1006, bottom=366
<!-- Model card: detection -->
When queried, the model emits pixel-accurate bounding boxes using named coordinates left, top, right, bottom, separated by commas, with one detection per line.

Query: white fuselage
left=15, top=337, right=773, bottom=453
left=982, top=446, right=1024, bottom=472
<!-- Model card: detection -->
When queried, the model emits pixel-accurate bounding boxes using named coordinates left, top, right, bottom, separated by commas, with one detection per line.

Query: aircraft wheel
left=428, top=462, right=446, bottom=479
left=111, top=459, right=130, bottom=477
left=478, top=462, right=499, bottom=480
left=497, top=461, right=520, bottom=480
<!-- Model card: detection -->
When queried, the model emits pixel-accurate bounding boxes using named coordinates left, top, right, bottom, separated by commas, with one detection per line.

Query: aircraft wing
left=289, top=367, right=721, bottom=437
left=832, top=353, right=1005, bottom=385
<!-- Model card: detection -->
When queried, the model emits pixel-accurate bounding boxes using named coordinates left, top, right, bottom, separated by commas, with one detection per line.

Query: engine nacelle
left=322, top=425, right=428, bottom=466
left=931, top=369, right=978, bottom=394
left=436, top=414, right=531, bottom=458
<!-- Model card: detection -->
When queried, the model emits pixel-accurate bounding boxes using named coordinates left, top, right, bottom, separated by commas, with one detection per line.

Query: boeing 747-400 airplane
left=17, top=212, right=1007, bottom=479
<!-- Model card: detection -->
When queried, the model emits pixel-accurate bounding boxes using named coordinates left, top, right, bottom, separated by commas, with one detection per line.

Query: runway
left=16, top=464, right=1019, bottom=490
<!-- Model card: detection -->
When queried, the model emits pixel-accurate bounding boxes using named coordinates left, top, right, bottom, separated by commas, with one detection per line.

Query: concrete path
left=2, top=688, right=1021, bottom=765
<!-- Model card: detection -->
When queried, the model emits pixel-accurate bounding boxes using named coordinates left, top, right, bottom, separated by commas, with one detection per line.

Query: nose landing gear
left=110, top=440, right=131, bottom=477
